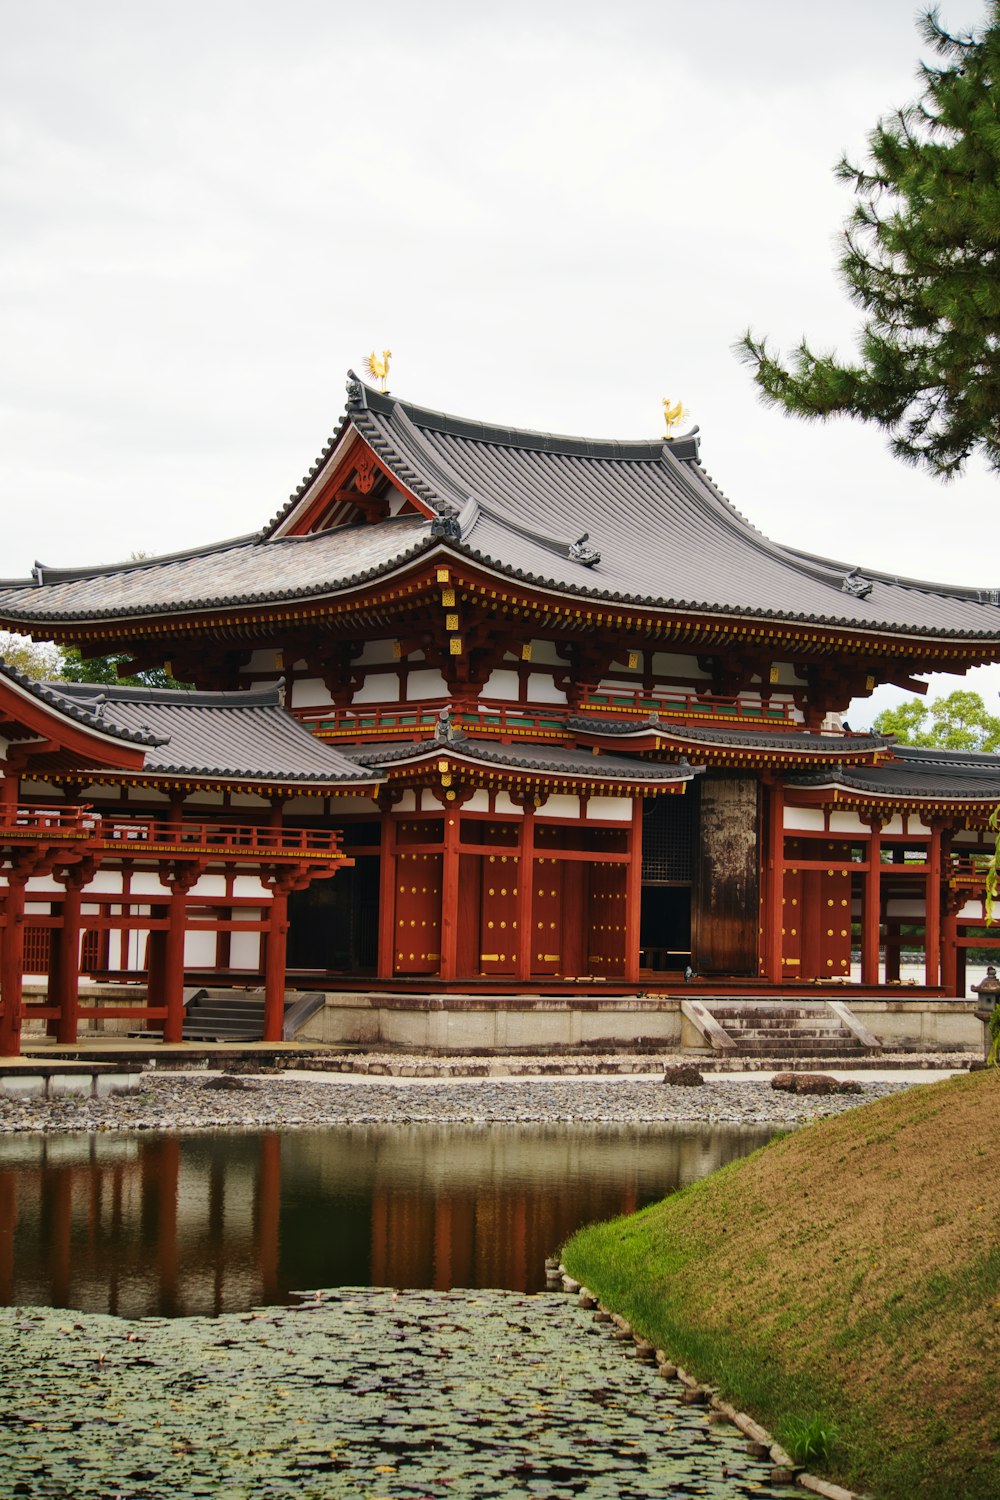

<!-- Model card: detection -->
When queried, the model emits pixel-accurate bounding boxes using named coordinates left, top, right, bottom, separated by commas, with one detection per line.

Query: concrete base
left=296, top=991, right=982, bottom=1054
left=0, top=1063, right=144, bottom=1098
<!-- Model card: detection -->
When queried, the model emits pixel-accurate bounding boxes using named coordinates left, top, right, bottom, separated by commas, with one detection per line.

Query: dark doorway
left=640, top=792, right=697, bottom=972
left=287, top=858, right=379, bottom=975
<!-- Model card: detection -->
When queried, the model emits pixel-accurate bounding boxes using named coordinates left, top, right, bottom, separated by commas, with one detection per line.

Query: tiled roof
left=349, top=733, right=697, bottom=785
left=567, top=715, right=891, bottom=757
left=344, top=383, right=1000, bottom=639
left=2, top=376, right=999, bottom=643
left=51, top=682, right=380, bottom=785
left=0, top=657, right=164, bottom=747
left=0, top=518, right=432, bottom=624
left=788, top=743, right=1000, bottom=801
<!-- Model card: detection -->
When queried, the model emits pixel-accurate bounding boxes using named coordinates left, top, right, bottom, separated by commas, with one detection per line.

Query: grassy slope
left=563, top=1070, right=1000, bottom=1500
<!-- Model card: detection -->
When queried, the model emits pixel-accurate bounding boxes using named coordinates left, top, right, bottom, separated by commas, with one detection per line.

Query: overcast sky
left=2, top=0, right=996, bottom=724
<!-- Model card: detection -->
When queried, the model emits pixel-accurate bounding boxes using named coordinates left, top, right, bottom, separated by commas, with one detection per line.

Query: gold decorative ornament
left=364, top=349, right=392, bottom=392
left=662, top=398, right=685, bottom=437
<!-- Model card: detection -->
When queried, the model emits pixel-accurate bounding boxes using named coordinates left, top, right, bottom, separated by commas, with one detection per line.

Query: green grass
left=562, top=1069, right=1000, bottom=1500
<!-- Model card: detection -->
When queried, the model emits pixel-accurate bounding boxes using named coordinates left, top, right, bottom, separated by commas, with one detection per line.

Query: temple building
left=1, top=371, right=999, bottom=1054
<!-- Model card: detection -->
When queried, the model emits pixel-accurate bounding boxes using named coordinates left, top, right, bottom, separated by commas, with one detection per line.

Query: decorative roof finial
left=662, top=398, right=686, bottom=438
left=364, top=349, right=392, bottom=393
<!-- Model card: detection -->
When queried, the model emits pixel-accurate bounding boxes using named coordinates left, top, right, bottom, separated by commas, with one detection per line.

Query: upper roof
left=47, top=681, right=378, bottom=786
left=789, top=743, right=1000, bottom=804
left=2, top=375, right=1000, bottom=642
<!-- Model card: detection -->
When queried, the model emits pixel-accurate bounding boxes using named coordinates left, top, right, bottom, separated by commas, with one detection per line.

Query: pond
left=0, top=1122, right=776, bottom=1317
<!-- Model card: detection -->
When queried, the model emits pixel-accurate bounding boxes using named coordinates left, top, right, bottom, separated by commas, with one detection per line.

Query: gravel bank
left=0, top=1068, right=929, bottom=1133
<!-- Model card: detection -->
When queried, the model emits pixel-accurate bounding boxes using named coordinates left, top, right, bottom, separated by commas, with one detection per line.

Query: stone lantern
left=971, top=965, right=1000, bottom=1063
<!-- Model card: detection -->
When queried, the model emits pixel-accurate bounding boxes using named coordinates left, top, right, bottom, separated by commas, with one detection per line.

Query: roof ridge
left=0, top=534, right=259, bottom=590
left=57, top=681, right=283, bottom=710
left=0, top=659, right=165, bottom=746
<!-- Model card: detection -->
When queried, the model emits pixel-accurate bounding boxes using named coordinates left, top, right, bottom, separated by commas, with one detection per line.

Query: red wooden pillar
left=516, top=803, right=536, bottom=981
left=861, top=818, right=883, bottom=985
left=0, top=875, right=27, bottom=1057
left=54, top=876, right=84, bottom=1043
left=925, top=824, right=943, bottom=987
left=377, top=805, right=397, bottom=980
left=264, top=885, right=290, bottom=1041
left=624, top=797, right=643, bottom=984
left=162, top=881, right=189, bottom=1043
left=763, top=780, right=785, bottom=982
left=941, top=894, right=960, bottom=996
left=439, top=809, right=461, bottom=981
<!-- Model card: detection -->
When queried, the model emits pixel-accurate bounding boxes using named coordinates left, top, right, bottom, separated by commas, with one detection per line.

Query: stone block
left=0, top=1075, right=46, bottom=1099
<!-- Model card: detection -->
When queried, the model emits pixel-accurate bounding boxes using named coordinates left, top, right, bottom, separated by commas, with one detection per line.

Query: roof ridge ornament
left=568, top=532, right=601, bottom=567
left=346, top=370, right=368, bottom=409
left=662, top=398, right=686, bottom=437
left=841, top=568, right=874, bottom=600
left=363, top=349, right=392, bottom=393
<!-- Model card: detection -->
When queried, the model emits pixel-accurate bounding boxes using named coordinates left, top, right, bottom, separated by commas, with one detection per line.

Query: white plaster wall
left=463, top=790, right=490, bottom=812
left=538, top=794, right=580, bottom=819
left=332, top=795, right=381, bottom=814
left=481, top=669, right=519, bottom=700
left=395, top=790, right=418, bottom=813
left=84, top=871, right=125, bottom=895
left=829, top=811, right=867, bottom=834
left=407, top=669, right=448, bottom=699
left=230, top=926, right=262, bottom=969
left=586, top=796, right=632, bottom=822
left=352, top=673, right=400, bottom=704
left=233, top=875, right=269, bottom=899
left=190, top=874, right=228, bottom=897
left=953, top=829, right=982, bottom=844
left=291, top=677, right=332, bottom=708
left=357, top=639, right=398, bottom=665
left=784, top=807, right=825, bottom=831
left=652, top=652, right=708, bottom=680
left=230, top=793, right=270, bottom=809
left=493, top=792, right=524, bottom=817
left=185, top=790, right=225, bottom=807
left=886, top=899, right=927, bottom=918
left=241, top=649, right=279, bottom=674
left=126, top=786, right=169, bottom=803
left=882, top=814, right=905, bottom=835
left=959, top=899, right=984, bottom=920
left=128, top=873, right=173, bottom=896
left=527, top=673, right=566, bottom=704
left=910, top=817, right=933, bottom=834
left=282, top=796, right=326, bottom=817
left=184, top=931, right=217, bottom=966
left=527, top=640, right=563, bottom=667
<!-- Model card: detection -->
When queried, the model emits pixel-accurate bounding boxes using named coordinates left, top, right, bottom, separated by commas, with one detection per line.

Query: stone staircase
left=183, top=988, right=267, bottom=1041
left=682, top=998, right=881, bottom=1060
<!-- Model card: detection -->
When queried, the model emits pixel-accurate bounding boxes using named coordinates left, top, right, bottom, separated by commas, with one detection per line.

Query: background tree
left=739, top=6, right=1000, bottom=478
left=0, top=631, right=63, bottom=681
left=874, top=688, right=1000, bottom=750
left=60, top=647, right=191, bottom=691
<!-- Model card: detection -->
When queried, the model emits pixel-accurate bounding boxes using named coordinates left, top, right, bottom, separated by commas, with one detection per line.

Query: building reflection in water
left=0, top=1123, right=776, bottom=1318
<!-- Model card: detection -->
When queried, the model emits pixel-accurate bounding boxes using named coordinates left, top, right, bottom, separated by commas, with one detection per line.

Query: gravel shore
left=0, top=1066, right=941, bottom=1134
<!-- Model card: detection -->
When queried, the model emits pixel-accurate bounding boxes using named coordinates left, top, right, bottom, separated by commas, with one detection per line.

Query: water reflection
left=0, top=1123, right=775, bottom=1318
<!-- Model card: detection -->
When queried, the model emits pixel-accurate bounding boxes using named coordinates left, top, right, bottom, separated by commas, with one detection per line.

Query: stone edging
left=548, top=1259, right=865, bottom=1500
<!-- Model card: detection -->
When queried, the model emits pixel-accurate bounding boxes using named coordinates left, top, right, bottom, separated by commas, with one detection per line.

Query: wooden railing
left=948, top=854, right=995, bottom=887
left=295, top=688, right=802, bottom=742
left=92, top=816, right=346, bottom=861
left=2, top=806, right=346, bottom=864
left=0, top=804, right=97, bottom=839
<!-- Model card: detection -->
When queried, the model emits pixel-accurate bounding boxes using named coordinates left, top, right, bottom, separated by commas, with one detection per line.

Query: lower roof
left=50, top=682, right=379, bottom=787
